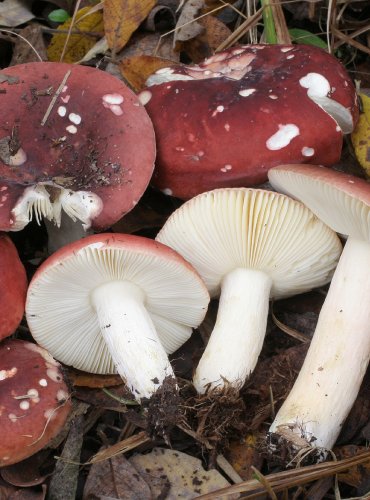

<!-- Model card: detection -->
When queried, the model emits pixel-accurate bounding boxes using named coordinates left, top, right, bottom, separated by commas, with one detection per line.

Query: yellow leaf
left=47, top=7, right=104, bottom=63
left=351, top=92, right=370, bottom=176
left=119, top=55, right=176, bottom=92
left=103, top=0, right=156, bottom=54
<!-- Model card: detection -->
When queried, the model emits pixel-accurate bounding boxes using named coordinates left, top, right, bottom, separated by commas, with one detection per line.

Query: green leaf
left=48, top=9, right=70, bottom=23
left=289, top=28, right=327, bottom=49
left=261, top=0, right=277, bottom=44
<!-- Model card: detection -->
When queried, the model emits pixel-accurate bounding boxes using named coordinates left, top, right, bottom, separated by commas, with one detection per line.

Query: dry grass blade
left=271, top=306, right=310, bottom=344
left=268, top=0, right=291, bottom=44
left=195, top=451, right=370, bottom=499
left=60, top=0, right=82, bottom=62
left=215, top=7, right=264, bottom=52
left=332, top=26, right=370, bottom=56
left=88, top=431, right=151, bottom=464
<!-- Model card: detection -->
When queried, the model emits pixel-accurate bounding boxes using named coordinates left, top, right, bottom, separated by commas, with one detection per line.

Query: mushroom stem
left=193, top=268, right=272, bottom=394
left=90, top=281, right=175, bottom=401
left=269, top=237, right=370, bottom=451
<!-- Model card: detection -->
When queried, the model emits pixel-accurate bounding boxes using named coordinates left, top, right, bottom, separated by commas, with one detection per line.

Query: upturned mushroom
left=26, top=233, right=209, bottom=402
left=0, top=62, right=156, bottom=250
left=0, top=233, right=27, bottom=340
left=267, top=164, right=370, bottom=460
left=139, top=44, right=358, bottom=199
left=156, top=188, right=342, bottom=394
left=0, top=339, right=71, bottom=467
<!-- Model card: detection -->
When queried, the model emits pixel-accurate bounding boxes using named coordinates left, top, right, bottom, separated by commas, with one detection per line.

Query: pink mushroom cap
left=0, top=233, right=27, bottom=340
left=0, top=339, right=71, bottom=467
left=0, top=62, right=156, bottom=231
left=140, top=44, right=358, bottom=199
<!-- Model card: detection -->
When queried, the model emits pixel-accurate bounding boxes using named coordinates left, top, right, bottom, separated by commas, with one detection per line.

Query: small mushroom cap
left=0, top=62, right=156, bottom=230
left=268, top=164, right=370, bottom=241
left=26, top=233, right=209, bottom=374
left=0, top=233, right=27, bottom=340
left=156, top=188, right=342, bottom=298
left=141, top=44, right=358, bottom=199
left=0, top=339, right=71, bottom=467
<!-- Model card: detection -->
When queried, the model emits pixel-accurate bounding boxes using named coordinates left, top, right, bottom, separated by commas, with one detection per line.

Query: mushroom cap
left=156, top=188, right=342, bottom=298
left=268, top=164, right=370, bottom=241
left=141, top=44, right=358, bottom=199
left=0, top=339, right=71, bottom=467
left=0, top=62, right=156, bottom=231
left=0, top=233, right=27, bottom=340
left=26, top=233, right=209, bottom=374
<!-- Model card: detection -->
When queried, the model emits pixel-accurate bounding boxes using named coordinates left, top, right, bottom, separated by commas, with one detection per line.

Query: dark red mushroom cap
left=140, top=44, right=358, bottom=199
left=0, top=339, right=71, bottom=467
left=0, top=233, right=27, bottom=340
left=0, top=62, right=156, bottom=231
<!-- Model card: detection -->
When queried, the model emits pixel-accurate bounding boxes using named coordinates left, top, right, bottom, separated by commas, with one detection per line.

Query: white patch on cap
left=286, top=54, right=295, bottom=59
left=66, top=125, right=77, bottom=134
left=212, top=105, right=225, bottom=117
left=162, top=188, right=173, bottom=196
left=224, top=123, right=230, bottom=131
left=138, top=90, right=152, bottom=106
left=239, top=88, right=256, bottom=97
left=57, top=390, right=68, bottom=401
left=299, top=73, right=330, bottom=98
left=27, top=389, right=39, bottom=399
left=336, top=125, right=341, bottom=132
left=9, top=148, right=27, bottom=167
left=39, top=378, right=48, bottom=387
left=269, top=95, right=278, bottom=100
left=155, top=67, right=174, bottom=75
left=8, top=413, right=18, bottom=422
left=0, top=367, right=17, bottom=380
left=62, top=86, right=68, bottom=93
left=302, top=146, right=315, bottom=157
left=266, top=124, right=300, bottom=150
left=102, top=94, right=124, bottom=115
left=281, top=47, right=293, bottom=52
left=57, top=106, right=67, bottom=117
left=0, top=186, right=8, bottom=191
left=69, top=113, right=81, bottom=125
left=220, top=164, right=232, bottom=172
left=19, top=401, right=30, bottom=410
left=61, top=95, right=70, bottom=103
left=47, top=366, right=62, bottom=382
left=25, top=343, right=60, bottom=366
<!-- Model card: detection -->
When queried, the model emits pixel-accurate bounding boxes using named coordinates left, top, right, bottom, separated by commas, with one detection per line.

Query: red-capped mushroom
left=139, top=44, right=358, bottom=199
left=0, top=339, right=71, bottom=467
left=0, top=233, right=27, bottom=340
left=0, top=62, right=156, bottom=249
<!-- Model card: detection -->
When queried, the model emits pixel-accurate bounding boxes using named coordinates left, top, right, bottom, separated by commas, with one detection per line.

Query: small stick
left=40, top=70, right=71, bottom=127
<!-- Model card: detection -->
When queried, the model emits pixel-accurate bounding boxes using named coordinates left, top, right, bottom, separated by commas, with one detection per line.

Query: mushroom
left=267, top=164, right=370, bottom=459
left=0, top=62, right=156, bottom=251
left=26, top=233, right=209, bottom=402
left=0, top=233, right=27, bottom=340
left=139, top=44, right=358, bottom=199
left=156, top=188, right=342, bottom=394
left=0, top=339, right=71, bottom=467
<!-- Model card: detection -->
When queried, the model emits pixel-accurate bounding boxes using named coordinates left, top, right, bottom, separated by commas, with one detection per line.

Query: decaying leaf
left=10, top=23, right=47, bottom=66
left=129, top=447, right=234, bottom=498
left=352, top=90, right=370, bottom=176
left=225, top=434, right=264, bottom=481
left=83, top=449, right=153, bottom=499
left=68, top=368, right=123, bottom=388
left=119, top=55, right=177, bottom=92
left=0, top=0, right=34, bottom=27
left=47, top=6, right=104, bottom=63
left=174, top=0, right=205, bottom=47
left=103, top=0, right=157, bottom=54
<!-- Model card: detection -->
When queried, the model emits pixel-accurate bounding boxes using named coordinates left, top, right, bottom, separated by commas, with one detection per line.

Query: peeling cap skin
left=156, top=188, right=342, bottom=393
left=140, top=44, right=358, bottom=199
left=0, top=62, right=156, bottom=232
left=267, top=164, right=370, bottom=459
left=0, top=233, right=27, bottom=340
left=0, top=339, right=71, bottom=467
left=26, top=233, right=209, bottom=401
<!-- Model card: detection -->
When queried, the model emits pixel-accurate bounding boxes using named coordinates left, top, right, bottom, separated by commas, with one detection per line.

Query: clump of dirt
left=145, top=376, right=181, bottom=443
left=180, top=382, right=248, bottom=451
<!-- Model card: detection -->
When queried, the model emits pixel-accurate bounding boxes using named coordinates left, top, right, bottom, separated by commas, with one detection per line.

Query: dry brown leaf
left=225, top=434, right=264, bottom=481
left=0, top=0, right=34, bottom=27
left=68, top=368, right=123, bottom=388
left=103, top=0, right=157, bottom=54
left=47, top=6, right=104, bottom=63
left=10, top=23, right=47, bottom=66
left=119, top=55, right=177, bottom=92
left=174, top=0, right=205, bottom=48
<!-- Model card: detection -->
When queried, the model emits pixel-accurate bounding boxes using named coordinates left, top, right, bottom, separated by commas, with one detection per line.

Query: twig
left=40, top=70, right=71, bottom=127
left=0, top=28, right=43, bottom=61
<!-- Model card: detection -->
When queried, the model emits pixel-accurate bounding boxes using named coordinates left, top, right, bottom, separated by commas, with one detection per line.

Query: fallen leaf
left=0, top=0, right=34, bottom=27
left=119, top=55, right=177, bottom=92
left=174, top=0, right=205, bottom=47
left=83, top=446, right=152, bottom=499
left=103, top=0, right=157, bottom=54
left=68, top=368, right=123, bottom=388
left=129, top=447, right=234, bottom=499
left=351, top=90, right=370, bottom=176
left=9, top=24, right=47, bottom=66
left=225, top=434, right=264, bottom=481
left=47, top=6, right=104, bottom=63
